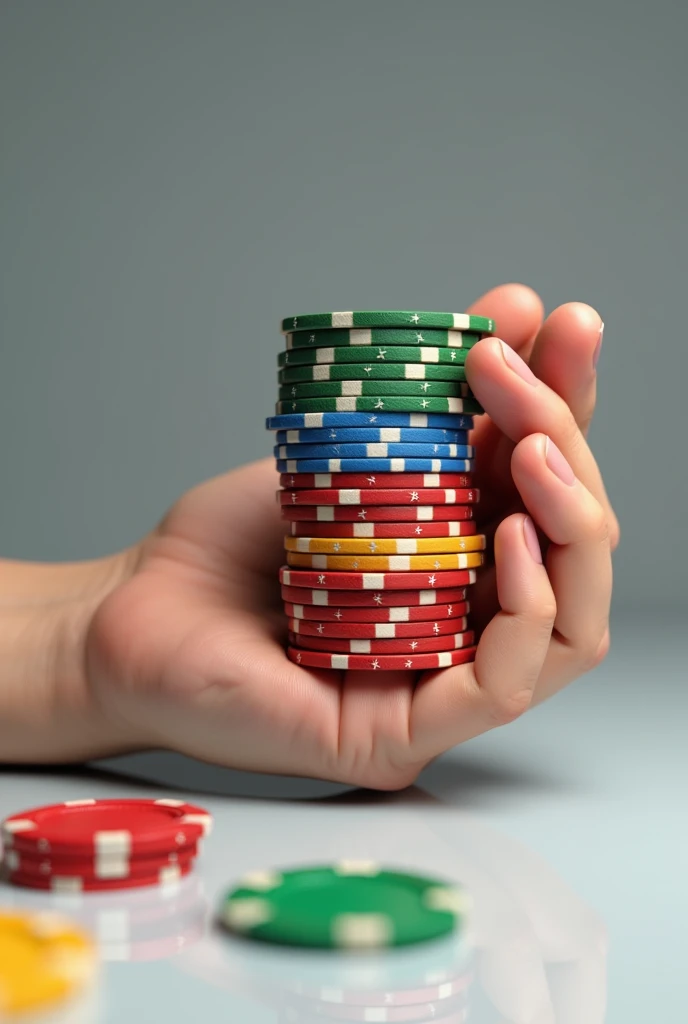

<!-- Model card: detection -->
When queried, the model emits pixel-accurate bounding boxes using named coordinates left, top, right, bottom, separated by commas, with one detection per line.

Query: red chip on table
left=289, top=630, right=475, bottom=654
left=281, top=505, right=475, bottom=522
left=3, top=843, right=198, bottom=881
left=288, top=520, right=478, bottom=538
left=279, top=487, right=479, bottom=506
left=284, top=600, right=470, bottom=622
left=280, top=585, right=469, bottom=607
left=6, top=860, right=195, bottom=893
left=288, top=617, right=468, bottom=639
left=279, top=567, right=477, bottom=590
left=0, top=798, right=212, bottom=857
left=279, top=472, right=475, bottom=489
left=288, top=646, right=477, bottom=671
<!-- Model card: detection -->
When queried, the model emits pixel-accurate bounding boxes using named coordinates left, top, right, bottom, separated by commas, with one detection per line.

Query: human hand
left=87, top=283, right=618, bottom=787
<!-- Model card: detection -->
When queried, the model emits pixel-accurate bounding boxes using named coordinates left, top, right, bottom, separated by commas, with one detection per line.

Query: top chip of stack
left=268, top=310, right=492, bottom=671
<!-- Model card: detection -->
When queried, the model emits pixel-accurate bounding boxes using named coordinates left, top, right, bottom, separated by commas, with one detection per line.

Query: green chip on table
left=220, top=862, right=468, bottom=949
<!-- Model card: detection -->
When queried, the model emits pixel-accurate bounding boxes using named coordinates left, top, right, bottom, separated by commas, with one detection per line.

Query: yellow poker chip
left=0, top=909, right=96, bottom=1015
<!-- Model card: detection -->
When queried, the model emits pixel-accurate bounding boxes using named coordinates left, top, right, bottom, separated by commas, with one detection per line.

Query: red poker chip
left=1, top=798, right=212, bottom=857
left=289, top=630, right=475, bottom=654
left=2, top=844, right=197, bottom=882
left=288, top=617, right=468, bottom=639
left=6, top=859, right=195, bottom=893
left=279, top=567, right=477, bottom=590
left=288, top=646, right=477, bottom=671
left=280, top=585, right=469, bottom=607
left=279, top=488, right=479, bottom=506
left=284, top=601, right=470, bottom=623
left=289, top=521, right=478, bottom=539
left=282, top=505, right=475, bottom=523
left=279, top=472, right=475, bottom=489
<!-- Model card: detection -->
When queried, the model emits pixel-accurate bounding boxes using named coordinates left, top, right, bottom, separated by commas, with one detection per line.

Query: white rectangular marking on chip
left=417, top=508, right=432, bottom=520
left=397, top=540, right=416, bottom=553
left=304, top=414, right=324, bottom=427
left=448, top=331, right=463, bottom=347
left=332, top=654, right=349, bottom=668
left=390, top=608, right=410, bottom=621
left=446, top=490, right=456, bottom=502
left=336, top=398, right=356, bottom=410
left=420, top=348, right=440, bottom=363
left=282, top=571, right=291, bottom=585
left=314, top=474, right=333, bottom=486
left=312, top=591, right=328, bottom=605
left=449, top=524, right=459, bottom=536
left=286, top=431, right=299, bottom=442
left=380, top=429, right=400, bottom=441
left=353, top=524, right=373, bottom=536
left=419, top=590, right=438, bottom=604
left=316, top=348, right=336, bottom=363
left=316, top=507, right=335, bottom=520
left=332, top=312, right=354, bottom=327
left=389, top=556, right=410, bottom=570
left=350, top=329, right=371, bottom=345
left=423, top=474, right=440, bottom=485
left=351, top=640, right=371, bottom=653
left=341, top=381, right=362, bottom=396
left=313, top=365, right=331, bottom=380
left=312, top=555, right=327, bottom=569
left=452, top=314, right=470, bottom=329
left=338, top=490, right=361, bottom=504
left=362, top=574, right=385, bottom=589
left=374, top=624, right=395, bottom=638
left=329, top=460, right=342, bottom=471
left=431, top=460, right=440, bottom=472
left=390, top=459, right=404, bottom=471
left=438, top=652, right=453, bottom=665
left=409, top=414, right=427, bottom=426
left=293, top=605, right=304, bottom=618
left=286, top=461, right=297, bottom=472
left=296, top=540, right=309, bottom=552
left=95, top=832, right=131, bottom=857
left=405, top=364, right=425, bottom=379
left=96, top=854, right=129, bottom=879
left=366, top=444, right=387, bottom=457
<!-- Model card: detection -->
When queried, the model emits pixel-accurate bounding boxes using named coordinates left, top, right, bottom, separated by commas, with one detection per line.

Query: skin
left=0, top=284, right=618, bottom=786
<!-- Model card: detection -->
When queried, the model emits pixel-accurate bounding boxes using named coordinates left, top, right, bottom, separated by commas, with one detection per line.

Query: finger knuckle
left=486, top=686, right=535, bottom=727
left=579, top=627, right=611, bottom=673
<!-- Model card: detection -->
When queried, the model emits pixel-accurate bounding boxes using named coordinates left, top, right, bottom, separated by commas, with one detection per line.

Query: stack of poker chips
left=266, top=310, right=493, bottom=672
left=0, top=798, right=213, bottom=893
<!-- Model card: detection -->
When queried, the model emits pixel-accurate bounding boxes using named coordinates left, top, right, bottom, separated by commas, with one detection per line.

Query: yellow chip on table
left=0, top=909, right=96, bottom=1016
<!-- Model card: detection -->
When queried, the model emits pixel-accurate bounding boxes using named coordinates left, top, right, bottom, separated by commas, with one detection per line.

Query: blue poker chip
left=275, top=458, right=475, bottom=473
left=266, top=412, right=475, bottom=431
left=273, top=443, right=475, bottom=460
left=275, top=427, right=470, bottom=445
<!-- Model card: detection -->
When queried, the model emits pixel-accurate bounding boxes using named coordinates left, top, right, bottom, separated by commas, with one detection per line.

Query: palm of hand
left=88, top=286, right=616, bottom=788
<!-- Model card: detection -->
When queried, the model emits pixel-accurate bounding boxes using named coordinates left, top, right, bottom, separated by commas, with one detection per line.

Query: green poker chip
left=278, top=380, right=471, bottom=400
left=281, top=310, right=495, bottom=333
left=279, top=362, right=469, bottom=384
left=220, top=862, right=468, bottom=949
left=276, top=396, right=483, bottom=414
left=279, top=346, right=471, bottom=368
left=286, top=327, right=484, bottom=350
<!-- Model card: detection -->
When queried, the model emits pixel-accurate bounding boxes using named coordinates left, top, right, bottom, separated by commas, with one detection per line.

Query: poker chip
left=220, top=862, right=468, bottom=948
left=279, top=362, right=470, bottom=384
left=275, top=443, right=474, bottom=460
left=288, top=617, right=468, bottom=639
left=2, top=846, right=197, bottom=884
left=281, top=505, right=475, bottom=523
left=267, top=413, right=475, bottom=430
left=1, top=799, right=212, bottom=856
left=0, top=909, right=97, bottom=1016
left=285, top=552, right=484, bottom=572
left=280, top=488, right=478, bottom=507
left=277, top=459, right=474, bottom=474
left=285, top=326, right=481, bottom=349
left=280, top=473, right=474, bottom=489
left=275, top=398, right=483, bottom=415
left=281, top=310, right=495, bottom=333
left=288, top=647, right=476, bottom=671
left=6, top=860, right=194, bottom=893
left=280, top=585, right=468, bottom=607
left=285, top=535, right=486, bottom=555
left=289, top=630, right=475, bottom=654
left=279, top=568, right=477, bottom=590
left=278, top=346, right=471, bottom=368
left=277, top=380, right=471, bottom=400
left=284, top=601, right=469, bottom=623
left=276, top=427, right=470, bottom=445
left=288, top=521, right=478, bottom=538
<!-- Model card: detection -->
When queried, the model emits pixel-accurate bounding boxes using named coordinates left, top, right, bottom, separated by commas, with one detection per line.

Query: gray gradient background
left=2, top=0, right=687, bottom=614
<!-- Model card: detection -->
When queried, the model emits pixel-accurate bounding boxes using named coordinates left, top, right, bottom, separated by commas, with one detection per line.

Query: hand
left=87, top=284, right=618, bottom=787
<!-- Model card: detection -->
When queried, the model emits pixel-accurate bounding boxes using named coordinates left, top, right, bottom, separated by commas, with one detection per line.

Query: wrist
left=0, top=547, right=144, bottom=762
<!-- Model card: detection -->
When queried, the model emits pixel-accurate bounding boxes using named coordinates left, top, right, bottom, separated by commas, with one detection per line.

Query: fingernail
left=523, top=515, right=543, bottom=563
left=499, top=340, right=538, bottom=386
left=592, top=321, right=604, bottom=370
left=545, top=436, right=576, bottom=485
